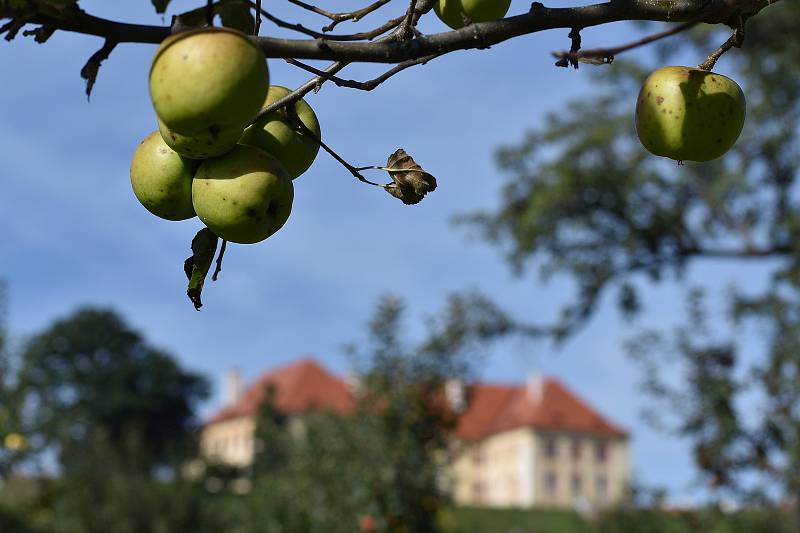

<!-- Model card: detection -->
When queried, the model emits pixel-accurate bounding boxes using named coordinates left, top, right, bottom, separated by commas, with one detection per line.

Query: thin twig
left=254, top=0, right=262, bottom=34
left=286, top=53, right=443, bottom=91
left=280, top=108, right=385, bottom=187
left=298, top=117, right=385, bottom=186
left=553, top=19, right=700, bottom=66
left=255, top=3, right=403, bottom=42
left=212, top=239, right=227, bottom=282
left=287, top=0, right=392, bottom=32
left=554, top=27, right=581, bottom=68
left=697, top=20, right=745, bottom=71
left=253, top=61, right=350, bottom=124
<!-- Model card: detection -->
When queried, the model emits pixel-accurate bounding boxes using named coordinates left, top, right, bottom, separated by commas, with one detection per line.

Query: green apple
left=130, top=131, right=198, bottom=221
left=239, top=85, right=321, bottom=180
left=149, top=27, right=269, bottom=138
left=635, top=66, right=746, bottom=162
left=192, top=145, right=294, bottom=244
left=434, top=0, right=511, bottom=30
left=158, top=117, right=241, bottom=160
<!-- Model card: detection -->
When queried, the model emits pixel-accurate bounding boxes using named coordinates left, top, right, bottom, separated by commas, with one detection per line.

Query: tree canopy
left=15, top=307, right=209, bottom=472
left=465, top=0, right=800, bottom=501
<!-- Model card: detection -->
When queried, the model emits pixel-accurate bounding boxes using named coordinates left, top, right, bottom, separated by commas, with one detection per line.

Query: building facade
left=200, top=358, right=630, bottom=509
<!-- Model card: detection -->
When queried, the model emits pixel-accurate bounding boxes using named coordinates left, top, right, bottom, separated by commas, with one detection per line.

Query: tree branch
left=7, top=1, right=779, bottom=63
left=252, top=61, right=350, bottom=123
left=287, top=0, right=392, bottom=32
left=286, top=53, right=443, bottom=91
left=684, top=245, right=794, bottom=259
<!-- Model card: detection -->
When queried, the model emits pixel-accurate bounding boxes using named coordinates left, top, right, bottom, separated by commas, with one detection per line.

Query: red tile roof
left=456, top=379, right=627, bottom=439
left=207, top=358, right=627, bottom=439
left=207, top=358, right=354, bottom=424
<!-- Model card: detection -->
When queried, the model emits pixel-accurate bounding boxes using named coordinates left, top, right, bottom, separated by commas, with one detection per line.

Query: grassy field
left=443, top=505, right=798, bottom=533
left=444, top=507, right=591, bottom=533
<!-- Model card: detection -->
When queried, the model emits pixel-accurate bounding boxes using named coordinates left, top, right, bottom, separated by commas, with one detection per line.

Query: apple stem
left=697, top=21, right=745, bottom=71
left=212, top=239, right=227, bottom=282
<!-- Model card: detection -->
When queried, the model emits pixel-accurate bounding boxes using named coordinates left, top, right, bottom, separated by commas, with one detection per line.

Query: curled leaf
left=151, top=0, right=172, bottom=14
left=218, top=0, right=255, bottom=34
left=383, top=149, right=436, bottom=205
left=80, top=39, right=116, bottom=100
left=185, top=228, right=219, bottom=310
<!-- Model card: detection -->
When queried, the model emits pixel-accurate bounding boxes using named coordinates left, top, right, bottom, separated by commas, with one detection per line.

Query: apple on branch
left=149, top=27, right=269, bottom=159
left=434, top=0, right=512, bottom=30
left=635, top=66, right=746, bottom=162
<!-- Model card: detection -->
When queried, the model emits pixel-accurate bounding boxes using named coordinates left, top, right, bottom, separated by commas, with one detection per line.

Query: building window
left=472, top=445, right=486, bottom=465
left=596, top=476, right=608, bottom=500
left=472, top=481, right=487, bottom=503
left=571, top=474, right=582, bottom=496
left=571, top=437, right=582, bottom=460
left=544, top=436, right=558, bottom=459
left=545, top=471, right=558, bottom=496
left=595, top=440, right=608, bottom=462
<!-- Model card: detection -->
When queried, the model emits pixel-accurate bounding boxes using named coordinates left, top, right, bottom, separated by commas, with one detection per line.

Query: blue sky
left=1, top=0, right=769, bottom=504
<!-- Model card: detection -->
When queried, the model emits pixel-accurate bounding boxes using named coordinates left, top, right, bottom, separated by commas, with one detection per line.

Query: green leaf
left=218, top=0, right=254, bottom=34
left=184, top=228, right=219, bottom=310
left=150, top=0, right=171, bottom=14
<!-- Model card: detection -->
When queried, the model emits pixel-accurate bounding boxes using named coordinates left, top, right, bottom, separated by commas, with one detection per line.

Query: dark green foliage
left=0, top=305, right=222, bottom=533
left=0, top=281, right=26, bottom=479
left=0, top=503, right=37, bottom=533
left=15, top=307, right=209, bottom=472
left=466, top=3, right=800, bottom=340
left=465, top=1, right=800, bottom=500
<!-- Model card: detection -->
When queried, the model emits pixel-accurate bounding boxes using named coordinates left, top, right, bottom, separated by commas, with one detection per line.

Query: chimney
left=445, top=379, right=466, bottom=412
left=224, top=368, right=244, bottom=406
left=345, top=371, right=363, bottom=397
left=527, top=373, right=545, bottom=404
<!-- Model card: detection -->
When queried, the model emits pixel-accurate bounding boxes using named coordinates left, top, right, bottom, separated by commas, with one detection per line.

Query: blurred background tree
left=15, top=307, right=210, bottom=473
left=1, top=305, right=222, bottom=533
left=463, top=0, right=800, bottom=507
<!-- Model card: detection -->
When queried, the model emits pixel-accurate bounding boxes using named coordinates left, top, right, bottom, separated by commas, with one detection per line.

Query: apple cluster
left=635, top=66, right=746, bottom=162
left=130, top=27, right=321, bottom=244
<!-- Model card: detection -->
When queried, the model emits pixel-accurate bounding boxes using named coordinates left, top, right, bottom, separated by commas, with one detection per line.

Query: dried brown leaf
left=383, top=149, right=436, bottom=205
